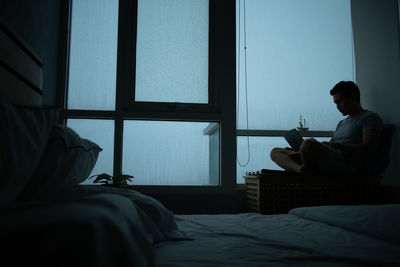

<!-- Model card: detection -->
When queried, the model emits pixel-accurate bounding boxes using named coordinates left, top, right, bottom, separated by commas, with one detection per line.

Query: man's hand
left=322, top=140, right=342, bottom=149
left=329, top=142, right=342, bottom=149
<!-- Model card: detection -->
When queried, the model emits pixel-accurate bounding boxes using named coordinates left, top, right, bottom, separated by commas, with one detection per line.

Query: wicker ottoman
left=244, top=171, right=381, bottom=214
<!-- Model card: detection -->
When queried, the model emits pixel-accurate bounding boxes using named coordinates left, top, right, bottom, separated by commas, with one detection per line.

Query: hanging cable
left=350, top=6, right=356, bottom=82
left=237, top=0, right=250, bottom=167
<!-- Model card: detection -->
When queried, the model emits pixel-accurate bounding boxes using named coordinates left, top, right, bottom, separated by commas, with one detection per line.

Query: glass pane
left=237, top=136, right=330, bottom=183
left=67, top=119, right=114, bottom=184
left=135, top=0, right=209, bottom=103
left=68, top=0, right=118, bottom=110
left=236, top=0, right=354, bottom=130
left=123, top=121, right=219, bottom=185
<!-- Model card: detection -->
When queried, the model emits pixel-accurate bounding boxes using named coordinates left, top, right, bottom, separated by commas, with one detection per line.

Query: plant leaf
left=120, top=174, right=134, bottom=181
left=92, top=173, right=112, bottom=184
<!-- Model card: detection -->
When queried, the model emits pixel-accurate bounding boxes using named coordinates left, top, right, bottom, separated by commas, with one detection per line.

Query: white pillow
left=19, top=125, right=102, bottom=200
left=0, top=97, right=60, bottom=203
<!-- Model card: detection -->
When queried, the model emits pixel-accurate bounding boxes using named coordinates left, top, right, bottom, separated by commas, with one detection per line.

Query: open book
left=283, top=129, right=304, bottom=151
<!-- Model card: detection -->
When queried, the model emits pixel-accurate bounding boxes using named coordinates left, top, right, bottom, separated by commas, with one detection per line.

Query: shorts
left=316, top=146, right=362, bottom=175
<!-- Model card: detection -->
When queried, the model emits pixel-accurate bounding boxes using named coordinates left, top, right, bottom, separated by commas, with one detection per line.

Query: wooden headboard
left=0, top=19, right=43, bottom=106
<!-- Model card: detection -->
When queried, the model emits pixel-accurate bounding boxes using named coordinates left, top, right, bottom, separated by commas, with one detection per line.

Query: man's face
left=333, top=93, right=355, bottom=115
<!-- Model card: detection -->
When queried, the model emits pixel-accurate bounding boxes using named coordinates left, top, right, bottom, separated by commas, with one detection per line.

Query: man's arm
left=328, top=129, right=381, bottom=159
left=321, top=137, right=335, bottom=145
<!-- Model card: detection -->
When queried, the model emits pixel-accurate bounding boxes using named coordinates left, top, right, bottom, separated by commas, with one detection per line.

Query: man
left=270, top=81, right=383, bottom=175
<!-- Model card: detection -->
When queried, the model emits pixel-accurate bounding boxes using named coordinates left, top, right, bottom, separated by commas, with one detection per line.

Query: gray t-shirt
left=333, top=110, right=383, bottom=144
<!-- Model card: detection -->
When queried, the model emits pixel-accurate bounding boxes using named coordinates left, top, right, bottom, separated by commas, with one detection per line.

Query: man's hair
left=330, top=81, right=360, bottom=101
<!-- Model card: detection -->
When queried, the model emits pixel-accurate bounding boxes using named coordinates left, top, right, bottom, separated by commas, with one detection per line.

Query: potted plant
left=297, top=115, right=309, bottom=131
left=89, top=173, right=134, bottom=187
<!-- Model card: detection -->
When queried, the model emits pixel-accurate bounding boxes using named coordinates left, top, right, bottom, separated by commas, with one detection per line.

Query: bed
left=156, top=205, right=400, bottom=266
left=1, top=20, right=400, bottom=266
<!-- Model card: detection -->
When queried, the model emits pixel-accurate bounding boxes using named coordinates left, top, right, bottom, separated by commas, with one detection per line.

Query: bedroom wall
left=0, top=0, right=63, bottom=106
left=351, top=0, right=400, bottom=186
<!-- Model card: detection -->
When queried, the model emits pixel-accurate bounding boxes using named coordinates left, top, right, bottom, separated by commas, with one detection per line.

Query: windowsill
left=237, top=129, right=333, bottom=137
left=83, top=184, right=245, bottom=195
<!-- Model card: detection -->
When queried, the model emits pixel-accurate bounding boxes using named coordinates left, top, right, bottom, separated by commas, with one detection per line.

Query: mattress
left=155, top=204, right=400, bottom=266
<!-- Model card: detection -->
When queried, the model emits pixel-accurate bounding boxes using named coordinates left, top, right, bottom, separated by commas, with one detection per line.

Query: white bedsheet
left=0, top=187, right=184, bottom=267
left=155, top=205, right=400, bottom=266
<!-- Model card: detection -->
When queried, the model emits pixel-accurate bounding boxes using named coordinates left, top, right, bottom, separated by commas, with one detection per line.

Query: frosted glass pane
left=236, top=0, right=354, bottom=130
left=237, top=136, right=330, bottom=183
left=123, top=121, right=219, bottom=185
left=68, top=0, right=118, bottom=110
left=67, top=119, right=114, bottom=184
left=135, top=0, right=209, bottom=103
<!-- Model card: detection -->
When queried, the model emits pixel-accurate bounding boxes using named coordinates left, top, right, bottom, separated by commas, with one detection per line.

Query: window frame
left=116, top=0, right=219, bottom=114
left=61, top=0, right=237, bottom=191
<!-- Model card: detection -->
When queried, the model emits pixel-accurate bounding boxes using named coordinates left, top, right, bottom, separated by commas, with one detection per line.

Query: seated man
left=270, top=81, right=383, bottom=175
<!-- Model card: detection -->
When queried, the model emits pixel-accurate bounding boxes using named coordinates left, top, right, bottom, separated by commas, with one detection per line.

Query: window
left=67, top=119, right=114, bottom=185
left=68, top=0, right=118, bottom=110
left=64, top=0, right=235, bottom=187
left=123, top=120, right=218, bottom=185
left=236, top=0, right=355, bottom=182
left=135, top=0, right=209, bottom=104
